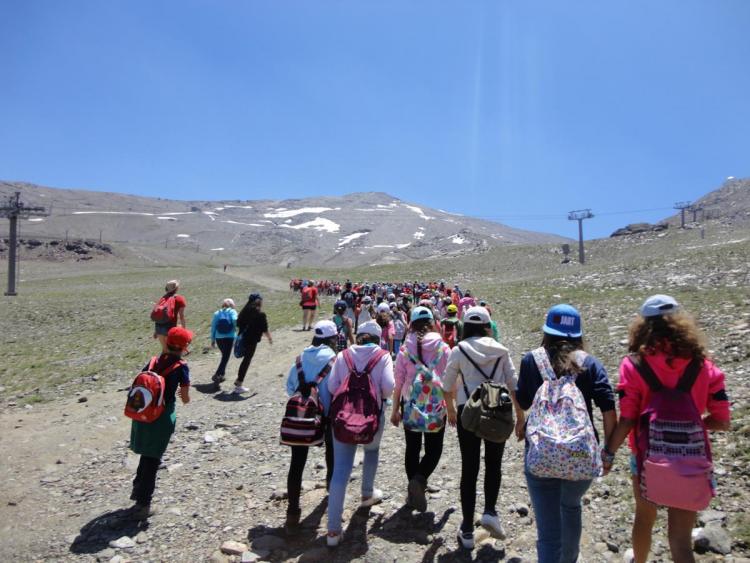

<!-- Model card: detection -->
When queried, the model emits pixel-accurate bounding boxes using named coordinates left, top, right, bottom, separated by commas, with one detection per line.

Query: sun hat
left=166, top=327, right=193, bottom=351
left=376, top=302, right=391, bottom=314
left=165, top=280, right=180, bottom=293
left=543, top=304, right=582, bottom=338
left=446, top=304, right=458, bottom=314
left=222, top=298, right=235, bottom=308
left=410, top=306, right=434, bottom=323
left=313, top=320, right=337, bottom=339
left=362, top=295, right=372, bottom=303
left=463, top=306, right=491, bottom=325
left=357, top=320, right=382, bottom=339
left=640, top=294, right=680, bottom=318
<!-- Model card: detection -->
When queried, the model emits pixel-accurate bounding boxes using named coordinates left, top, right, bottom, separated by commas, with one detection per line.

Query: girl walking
left=390, top=306, right=450, bottom=512
left=283, top=320, right=338, bottom=533
left=516, top=304, right=616, bottom=563
left=443, top=306, right=523, bottom=549
left=234, top=293, right=273, bottom=394
left=210, top=298, right=238, bottom=389
left=603, top=295, right=730, bottom=563
left=129, top=327, right=192, bottom=519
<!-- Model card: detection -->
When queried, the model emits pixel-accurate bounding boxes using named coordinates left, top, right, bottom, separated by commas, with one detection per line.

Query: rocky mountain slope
left=665, top=177, right=750, bottom=226
left=0, top=182, right=568, bottom=267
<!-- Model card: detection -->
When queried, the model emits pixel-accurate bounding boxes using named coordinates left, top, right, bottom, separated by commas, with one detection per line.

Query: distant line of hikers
left=126, top=279, right=730, bottom=563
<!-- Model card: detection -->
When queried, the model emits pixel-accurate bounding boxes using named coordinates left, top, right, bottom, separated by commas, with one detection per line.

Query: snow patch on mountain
left=338, top=231, right=369, bottom=247
left=281, top=217, right=340, bottom=233
left=264, top=207, right=338, bottom=218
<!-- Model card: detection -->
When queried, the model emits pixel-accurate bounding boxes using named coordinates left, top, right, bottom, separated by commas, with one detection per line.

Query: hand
left=600, top=449, right=614, bottom=476
left=515, top=418, right=526, bottom=442
left=447, top=409, right=457, bottom=427
left=211, top=341, right=216, bottom=348
left=390, top=410, right=401, bottom=427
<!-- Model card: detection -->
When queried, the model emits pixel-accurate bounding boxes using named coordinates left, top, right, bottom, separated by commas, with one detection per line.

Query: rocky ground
left=1, top=319, right=748, bottom=563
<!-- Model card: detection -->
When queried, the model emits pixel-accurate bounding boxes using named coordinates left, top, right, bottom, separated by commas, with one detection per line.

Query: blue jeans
left=327, top=413, right=386, bottom=533
left=525, top=470, right=592, bottom=563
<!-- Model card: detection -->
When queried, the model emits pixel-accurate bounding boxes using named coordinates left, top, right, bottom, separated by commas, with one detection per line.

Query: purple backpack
left=631, top=355, right=714, bottom=511
left=330, top=348, right=387, bottom=444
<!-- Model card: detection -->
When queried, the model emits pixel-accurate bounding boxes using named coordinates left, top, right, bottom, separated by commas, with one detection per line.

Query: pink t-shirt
left=617, top=353, right=730, bottom=452
left=379, top=320, right=395, bottom=349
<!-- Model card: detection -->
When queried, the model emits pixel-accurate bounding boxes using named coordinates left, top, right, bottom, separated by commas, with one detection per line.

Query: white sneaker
left=233, top=385, right=249, bottom=394
left=326, top=531, right=341, bottom=547
left=622, top=548, right=635, bottom=563
left=360, top=488, right=383, bottom=507
left=457, top=530, right=475, bottom=549
left=480, top=513, right=506, bottom=539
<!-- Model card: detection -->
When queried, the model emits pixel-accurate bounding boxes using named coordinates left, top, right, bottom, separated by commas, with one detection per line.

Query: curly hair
left=628, top=312, right=707, bottom=361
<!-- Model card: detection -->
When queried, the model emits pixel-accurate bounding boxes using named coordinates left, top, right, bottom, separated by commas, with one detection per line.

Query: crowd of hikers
left=123, top=278, right=730, bottom=563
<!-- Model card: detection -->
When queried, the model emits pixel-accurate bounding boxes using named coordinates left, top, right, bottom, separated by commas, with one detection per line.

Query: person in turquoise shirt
left=210, top=298, right=238, bottom=388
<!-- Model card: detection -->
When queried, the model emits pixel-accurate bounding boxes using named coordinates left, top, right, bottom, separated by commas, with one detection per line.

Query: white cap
left=463, top=306, right=491, bottom=325
left=376, top=302, right=391, bottom=314
left=313, top=320, right=337, bottom=339
left=357, top=320, right=382, bottom=339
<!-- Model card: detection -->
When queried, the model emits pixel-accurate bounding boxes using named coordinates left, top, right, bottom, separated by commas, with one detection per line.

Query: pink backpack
left=329, top=348, right=387, bottom=444
left=630, top=355, right=714, bottom=511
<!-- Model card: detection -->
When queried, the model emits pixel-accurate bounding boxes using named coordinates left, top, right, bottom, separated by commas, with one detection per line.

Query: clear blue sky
left=1, top=1, right=749, bottom=239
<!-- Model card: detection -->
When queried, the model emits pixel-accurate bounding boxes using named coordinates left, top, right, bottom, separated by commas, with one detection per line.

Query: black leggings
left=404, top=426, right=445, bottom=482
left=456, top=405, right=506, bottom=532
left=236, top=341, right=258, bottom=383
left=286, top=426, right=333, bottom=514
left=214, top=337, right=234, bottom=377
left=131, top=455, right=160, bottom=505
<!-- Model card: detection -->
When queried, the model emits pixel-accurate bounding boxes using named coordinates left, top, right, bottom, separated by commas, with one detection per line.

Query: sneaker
left=457, top=530, right=474, bottom=549
left=233, top=385, right=249, bottom=394
left=480, top=513, right=506, bottom=540
left=622, top=548, right=635, bottom=563
left=360, top=488, right=383, bottom=508
left=408, top=476, right=427, bottom=512
left=326, top=531, right=341, bottom=547
left=131, top=503, right=156, bottom=520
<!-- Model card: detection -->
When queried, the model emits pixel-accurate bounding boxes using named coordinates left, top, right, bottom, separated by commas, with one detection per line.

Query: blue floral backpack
left=402, top=346, right=446, bottom=432
left=525, top=347, right=602, bottom=480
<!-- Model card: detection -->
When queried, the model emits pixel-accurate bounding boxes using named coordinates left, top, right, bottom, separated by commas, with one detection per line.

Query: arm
left=264, top=331, right=273, bottom=344
left=510, top=389, right=525, bottom=441
left=445, top=390, right=457, bottom=427
left=210, top=313, right=217, bottom=346
left=178, top=308, right=186, bottom=328
left=390, top=385, right=402, bottom=426
left=179, top=385, right=190, bottom=404
left=346, top=318, right=355, bottom=345
left=602, top=417, right=635, bottom=475
left=602, top=409, right=617, bottom=444
left=704, top=415, right=730, bottom=431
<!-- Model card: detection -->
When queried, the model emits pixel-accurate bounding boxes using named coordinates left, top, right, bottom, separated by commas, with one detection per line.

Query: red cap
left=166, top=327, right=193, bottom=350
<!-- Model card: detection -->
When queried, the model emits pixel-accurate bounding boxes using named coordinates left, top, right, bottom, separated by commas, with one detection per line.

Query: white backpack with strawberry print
left=525, top=347, right=602, bottom=480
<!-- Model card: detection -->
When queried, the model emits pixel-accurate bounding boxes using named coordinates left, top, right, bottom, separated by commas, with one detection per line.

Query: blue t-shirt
left=285, top=345, right=337, bottom=415
left=516, top=351, right=615, bottom=439
left=211, top=308, right=238, bottom=340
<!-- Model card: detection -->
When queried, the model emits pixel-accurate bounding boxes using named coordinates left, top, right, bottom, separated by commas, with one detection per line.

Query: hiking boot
left=480, top=513, right=506, bottom=540
left=408, top=475, right=427, bottom=512
left=131, top=503, right=156, bottom=520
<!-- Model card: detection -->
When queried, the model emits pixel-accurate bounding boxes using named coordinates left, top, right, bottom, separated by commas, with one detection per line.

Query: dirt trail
left=220, top=268, right=291, bottom=293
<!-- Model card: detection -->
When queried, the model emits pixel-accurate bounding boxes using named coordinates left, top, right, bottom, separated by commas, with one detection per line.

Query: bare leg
left=631, top=477, right=658, bottom=563
left=667, top=507, right=696, bottom=563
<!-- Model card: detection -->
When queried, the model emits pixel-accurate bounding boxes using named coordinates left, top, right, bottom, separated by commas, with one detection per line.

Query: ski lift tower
left=674, top=201, right=692, bottom=228
left=568, top=209, right=594, bottom=264
left=1, top=192, right=47, bottom=295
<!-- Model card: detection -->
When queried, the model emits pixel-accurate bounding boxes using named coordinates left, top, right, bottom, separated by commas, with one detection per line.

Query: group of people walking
left=127, top=278, right=730, bottom=563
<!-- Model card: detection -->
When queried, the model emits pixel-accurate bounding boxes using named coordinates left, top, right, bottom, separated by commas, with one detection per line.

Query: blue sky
left=1, top=1, right=748, bottom=239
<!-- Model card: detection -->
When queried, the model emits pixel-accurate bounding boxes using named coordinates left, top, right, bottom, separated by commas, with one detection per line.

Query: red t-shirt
left=301, top=286, right=318, bottom=307
left=617, top=353, right=729, bottom=453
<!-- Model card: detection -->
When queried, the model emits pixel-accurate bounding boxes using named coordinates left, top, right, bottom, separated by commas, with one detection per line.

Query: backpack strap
left=628, top=354, right=664, bottom=392
left=676, top=358, right=704, bottom=393
left=159, top=359, right=185, bottom=377
left=363, top=348, right=388, bottom=375
left=531, top=347, right=557, bottom=382
left=295, top=355, right=306, bottom=391
left=458, top=344, right=501, bottom=381
left=407, top=344, right=444, bottom=371
left=147, top=356, right=159, bottom=372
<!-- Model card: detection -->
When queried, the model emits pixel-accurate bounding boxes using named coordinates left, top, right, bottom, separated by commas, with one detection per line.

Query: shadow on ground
left=69, top=508, right=149, bottom=554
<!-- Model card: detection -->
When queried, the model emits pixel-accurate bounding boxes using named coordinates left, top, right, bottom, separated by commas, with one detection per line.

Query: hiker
left=515, top=304, right=616, bottom=563
left=390, top=306, right=450, bottom=512
left=129, top=327, right=192, bottom=519
left=234, top=293, right=273, bottom=394
left=210, top=298, right=238, bottom=389
left=325, top=320, right=395, bottom=547
left=442, top=306, right=523, bottom=549
left=282, top=320, right=339, bottom=533
left=440, top=304, right=463, bottom=348
left=332, top=300, right=355, bottom=352
left=390, top=301, right=407, bottom=355
left=300, top=280, right=320, bottom=331
left=457, top=290, right=476, bottom=319
left=340, top=281, right=358, bottom=327
left=602, top=295, right=730, bottom=563
left=356, top=295, right=375, bottom=331
left=151, top=280, right=187, bottom=353
left=375, top=302, right=395, bottom=355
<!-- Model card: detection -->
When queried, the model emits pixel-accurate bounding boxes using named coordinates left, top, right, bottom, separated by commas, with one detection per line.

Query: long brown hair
left=542, top=334, right=586, bottom=376
left=628, top=312, right=707, bottom=361
left=409, top=318, right=434, bottom=363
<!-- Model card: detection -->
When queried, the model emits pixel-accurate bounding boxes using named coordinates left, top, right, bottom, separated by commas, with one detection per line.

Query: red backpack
left=279, top=356, right=334, bottom=446
left=440, top=320, right=459, bottom=348
left=124, top=357, right=184, bottom=423
left=150, top=294, right=177, bottom=324
left=330, top=348, right=387, bottom=444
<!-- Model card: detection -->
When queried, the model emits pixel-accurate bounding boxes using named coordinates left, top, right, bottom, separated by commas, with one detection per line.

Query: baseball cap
left=376, top=302, right=391, bottom=314
left=313, top=320, right=337, bottom=339
left=357, top=320, right=382, bottom=339
left=166, top=327, right=193, bottom=351
left=640, top=294, right=680, bottom=318
left=463, top=306, right=491, bottom=325
left=334, top=299, right=347, bottom=311
left=410, top=306, right=434, bottom=323
left=543, top=304, right=582, bottom=338
left=446, top=304, right=458, bottom=314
